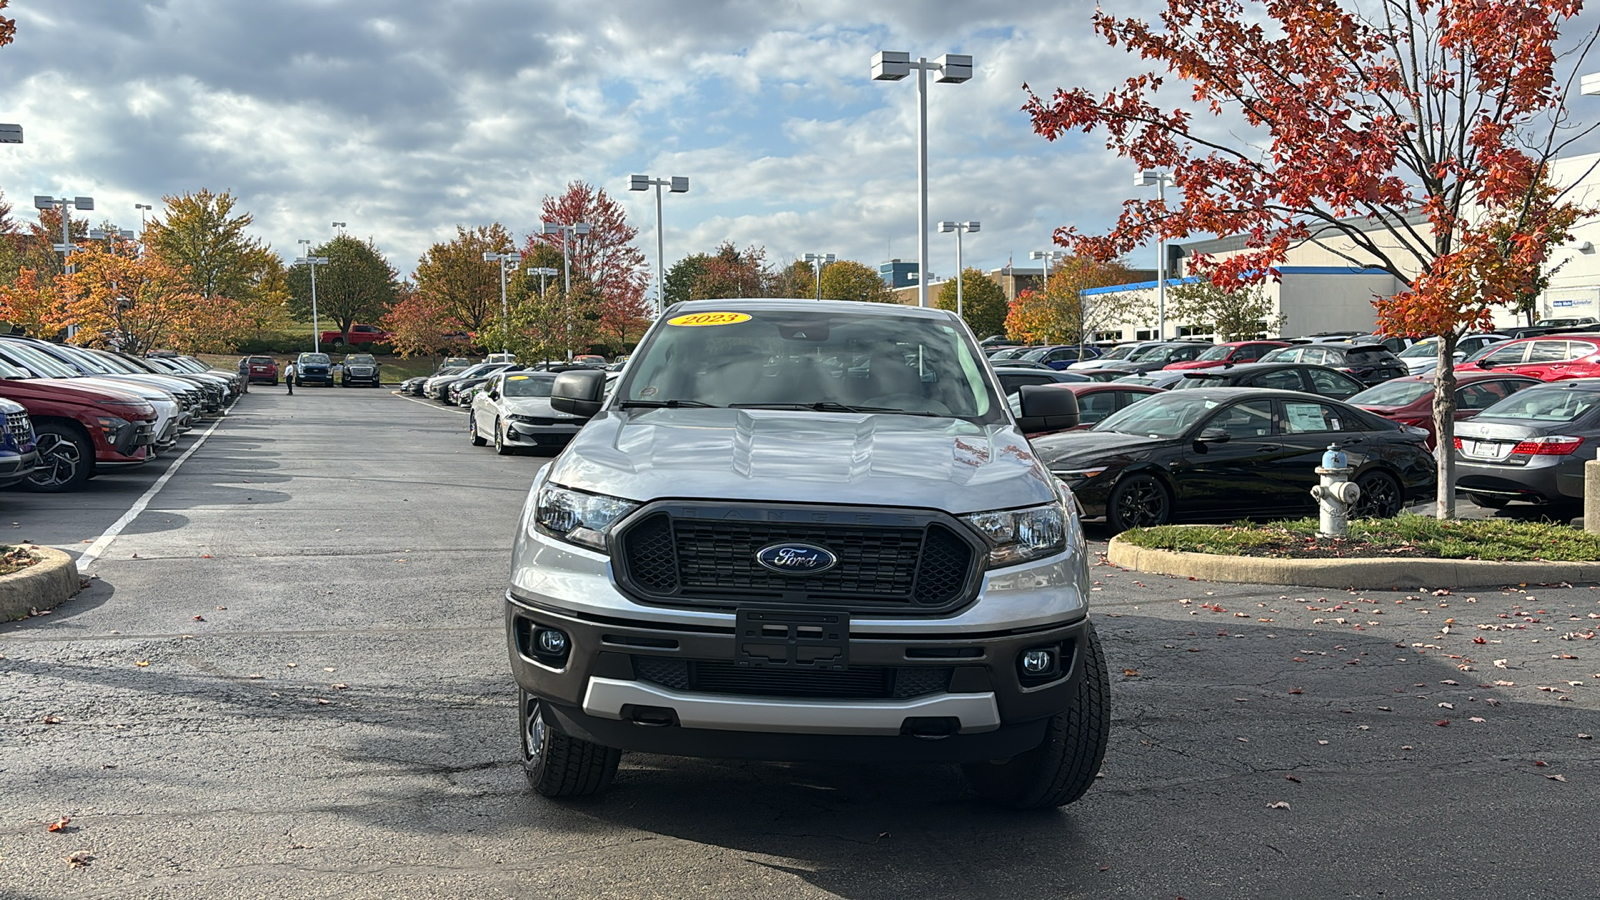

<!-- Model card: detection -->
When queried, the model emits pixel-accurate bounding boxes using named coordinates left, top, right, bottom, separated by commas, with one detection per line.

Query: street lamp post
left=1136, top=169, right=1176, bottom=339
left=89, top=228, right=135, bottom=256
left=528, top=267, right=558, bottom=297
left=629, top=174, right=688, bottom=315
left=801, top=253, right=835, bottom=301
left=542, top=221, right=591, bottom=360
left=872, top=50, right=973, bottom=309
left=482, top=250, right=522, bottom=353
left=295, top=241, right=329, bottom=353
left=937, top=221, right=979, bottom=318
left=332, top=221, right=347, bottom=235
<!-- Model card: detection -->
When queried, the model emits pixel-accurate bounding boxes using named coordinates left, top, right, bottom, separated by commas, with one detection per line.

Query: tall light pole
left=801, top=253, right=835, bottom=301
left=36, top=196, right=94, bottom=335
left=134, top=202, right=152, bottom=233
left=938, top=221, right=979, bottom=319
left=89, top=228, right=135, bottom=256
left=332, top=221, right=347, bottom=235
left=528, top=266, right=558, bottom=297
left=1136, top=169, right=1176, bottom=340
left=629, top=174, right=688, bottom=315
left=542, top=221, right=591, bottom=360
left=872, top=50, right=973, bottom=309
left=295, top=241, right=329, bottom=353
left=483, top=250, right=522, bottom=353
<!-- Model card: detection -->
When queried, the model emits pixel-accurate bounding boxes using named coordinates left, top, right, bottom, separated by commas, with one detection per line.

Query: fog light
left=1020, top=649, right=1054, bottom=674
left=536, top=628, right=568, bottom=655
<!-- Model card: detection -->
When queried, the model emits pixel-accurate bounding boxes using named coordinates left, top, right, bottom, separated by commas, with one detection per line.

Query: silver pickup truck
left=505, top=299, right=1108, bottom=808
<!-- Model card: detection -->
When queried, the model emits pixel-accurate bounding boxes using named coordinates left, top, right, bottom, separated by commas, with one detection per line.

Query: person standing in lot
left=285, top=360, right=295, bottom=395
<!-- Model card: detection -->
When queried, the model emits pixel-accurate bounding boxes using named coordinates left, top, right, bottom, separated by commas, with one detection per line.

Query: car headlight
left=533, top=484, right=639, bottom=552
left=962, top=503, right=1068, bottom=567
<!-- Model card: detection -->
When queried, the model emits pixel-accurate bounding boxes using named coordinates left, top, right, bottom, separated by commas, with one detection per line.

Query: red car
left=1348, top=370, right=1540, bottom=448
left=321, top=324, right=395, bottom=348
left=1014, top=382, right=1165, bottom=438
left=238, top=355, right=279, bottom=385
left=0, top=357, right=157, bottom=491
left=1162, top=340, right=1291, bottom=371
left=1457, top=333, right=1600, bottom=381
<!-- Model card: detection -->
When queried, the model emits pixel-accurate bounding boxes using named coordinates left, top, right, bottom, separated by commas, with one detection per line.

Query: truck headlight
left=533, top=484, right=639, bottom=552
left=962, top=503, right=1068, bottom=567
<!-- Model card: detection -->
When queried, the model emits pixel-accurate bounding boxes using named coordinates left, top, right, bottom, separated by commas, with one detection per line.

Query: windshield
left=0, top=358, right=29, bottom=378
left=55, top=345, right=118, bottom=374
left=1094, top=391, right=1219, bottom=439
left=1196, top=345, right=1234, bottom=361
left=502, top=373, right=556, bottom=398
left=1478, top=386, right=1600, bottom=422
left=344, top=354, right=376, bottom=365
left=619, top=308, right=1000, bottom=421
left=1098, top=345, right=1136, bottom=361
left=1349, top=379, right=1431, bottom=406
left=0, top=343, right=81, bottom=378
left=1018, top=347, right=1050, bottom=362
left=300, top=354, right=331, bottom=365
left=1397, top=340, right=1440, bottom=359
left=1259, top=347, right=1295, bottom=362
left=88, top=351, right=139, bottom=374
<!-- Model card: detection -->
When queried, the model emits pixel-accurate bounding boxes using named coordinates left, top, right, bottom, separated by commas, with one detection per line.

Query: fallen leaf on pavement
left=1547, top=774, right=1568, bottom=782
left=64, top=850, right=92, bottom=868
left=1436, top=719, right=1451, bottom=727
left=1285, top=775, right=1301, bottom=783
left=1267, top=801, right=1291, bottom=810
left=134, top=660, right=149, bottom=667
left=46, top=816, right=70, bottom=832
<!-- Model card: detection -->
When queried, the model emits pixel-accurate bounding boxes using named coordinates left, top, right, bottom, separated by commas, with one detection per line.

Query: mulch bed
left=0, top=545, right=39, bottom=577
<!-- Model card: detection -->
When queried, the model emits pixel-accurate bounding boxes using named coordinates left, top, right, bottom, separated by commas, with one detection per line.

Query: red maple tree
left=525, top=181, right=651, bottom=352
left=1026, top=0, right=1596, bottom=518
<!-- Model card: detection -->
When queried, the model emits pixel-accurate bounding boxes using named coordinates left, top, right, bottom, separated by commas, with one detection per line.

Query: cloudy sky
left=3, top=0, right=1599, bottom=297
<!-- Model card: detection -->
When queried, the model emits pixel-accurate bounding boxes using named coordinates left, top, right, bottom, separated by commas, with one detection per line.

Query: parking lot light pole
left=1136, top=169, right=1176, bottom=339
left=295, top=241, right=329, bottom=353
left=528, top=266, right=558, bottom=297
left=36, top=196, right=94, bottom=336
left=938, top=221, right=979, bottom=318
left=872, top=50, right=973, bottom=309
left=482, top=250, right=522, bottom=353
left=89, top=228, right=135, bottom=256
left=801, top=253, right=835, bottom=301
left=542, top=221, right=592, bottom=360
left=629, top=175, right=688, bottom=316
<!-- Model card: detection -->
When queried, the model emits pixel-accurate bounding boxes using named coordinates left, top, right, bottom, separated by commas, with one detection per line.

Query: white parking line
left=78, top=408, right=230, bottom=572
left=397, top=394, right=468, bottom=414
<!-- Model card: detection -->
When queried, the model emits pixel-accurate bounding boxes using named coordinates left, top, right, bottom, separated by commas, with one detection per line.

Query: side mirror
left=1452, top=352, right=1465, bottom=362
left=1015, top=385, right=1080, bottom=434
left=551, top=369, right=608, bottom=418
left=1197, top=427, right=1231, bottom=444
left=1475, top=359, right=1493, bottom=369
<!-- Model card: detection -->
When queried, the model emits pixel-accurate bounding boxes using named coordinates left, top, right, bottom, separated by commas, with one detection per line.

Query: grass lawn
left=1119, top=515, right=1600, bottom=562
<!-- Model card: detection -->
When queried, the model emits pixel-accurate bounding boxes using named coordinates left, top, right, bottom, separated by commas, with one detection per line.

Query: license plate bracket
left=735, top=608, right=849, bottom=671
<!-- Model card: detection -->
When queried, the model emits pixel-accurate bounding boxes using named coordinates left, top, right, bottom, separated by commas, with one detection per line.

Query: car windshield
left=1478, top=386, right=1600, bottom=422
left=1196, top=345, right=1234, bottom=361
left=300, top=354, right=331, bottom=365
left=1093, top=391, right=1221, bottom=439
left=1350, top=379, right=1431, bottom=406
left=1397, top=340, right=1440, bottom=359
left=1, top=342, right=81, bottom=378
left=1168, top=373, right=1226, bottom=389
left=1099, top=345, right=1137, bottom=360
left=619, top=308, right=1000, bottom=421
left=1018, top=347, right=1051, bottom=362
left=502, top=373, right=556, bottom=398
left=344, top=354, right=376, bottom=365
left=1259, top=347, right=1295, bottom=362
left=0, top=357, right=29, bottom=378
left=56, top=346, right=118, bottom=374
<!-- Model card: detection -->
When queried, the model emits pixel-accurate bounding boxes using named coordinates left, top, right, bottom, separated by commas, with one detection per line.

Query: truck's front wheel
left=963, top=621, right=1111, bottom=809
left=520, top=690, right=620, bottom=798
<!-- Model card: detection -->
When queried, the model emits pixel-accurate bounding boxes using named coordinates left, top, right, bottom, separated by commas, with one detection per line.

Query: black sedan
left=1168, top=362, right=1367, bottom=399
left=1031, top=388, right=1437, bottom=531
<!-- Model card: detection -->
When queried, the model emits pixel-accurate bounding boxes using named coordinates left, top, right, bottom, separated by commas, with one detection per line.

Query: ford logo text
left=755, top=542, right=837, bottom=575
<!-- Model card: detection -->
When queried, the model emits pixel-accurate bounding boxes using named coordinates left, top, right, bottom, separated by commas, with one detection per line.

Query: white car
left=1397, top=334, right=1508, bottom=374
left=467, top=371, right=586, bottom=455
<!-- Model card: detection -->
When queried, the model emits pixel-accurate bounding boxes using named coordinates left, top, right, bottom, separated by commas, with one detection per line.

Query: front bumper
left=0, top=449, right=39, bottom=488
left=504, top=419, right=582, bottom=446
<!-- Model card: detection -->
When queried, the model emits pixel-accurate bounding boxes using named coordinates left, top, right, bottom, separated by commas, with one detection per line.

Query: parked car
left=1534, top=316, right=1598, bottom=328
left=321, top=324, right=394, bottom=348
left=988, top=345, right=1041, bottom=362
left=1258, top=343, right=1408, bottom=386
left=1010, top=382, right=1164, bottom=436
left=238, top=355, right=279, bottom=385
left=1167, top=362, right=1367, bottom=399
left=340, top=353, right=381, bottom=387
left=1015, top=344, right=1102, bottom=370
left=402, top=360, right=472, bottom=395
left=294, top=352, right=334, bottom=387
left=573, top=354, right=608, bottom=368
left=992, top=366, right=1090, bottom=396
left=1396, top=334, right=1508, bottom=374
left=1031, top=388, right=1435, bottom=530
left=1348, top=371, right=1540, bottom=448
left=1083, top=341, right=1209, bottom=376
left=160, top=355, right=245, bottom=397
left=0, top=398, right=39, bottom=489
left=1453, top=378, right=1600, bottom=510
left=102, top=351, right=226, bottom=412
left=0, top=355, right=157, bottom=492
left=467, top=371, right=586, bottom=454
left=7, top=336, right=202, bottom=436
left=1066, top=342, right=1154, bottom=370
left=433, top=362, right=516, bottom=404
left=1457, top=333, right=1600, bottom=381
left=1162, top=340, right=1291, bottom=371
left=0, top=339, right=184, bottom=454
left=1112, top=370, right=1190, bottom=390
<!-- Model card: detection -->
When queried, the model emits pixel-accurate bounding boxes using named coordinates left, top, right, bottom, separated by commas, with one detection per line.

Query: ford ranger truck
left=505, top=299, right=1107, bottom=809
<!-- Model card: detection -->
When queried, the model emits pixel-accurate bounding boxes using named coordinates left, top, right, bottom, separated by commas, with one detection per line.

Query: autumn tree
left=414, top=224, right=516, bottom=340
left=0, top=267, right=61, bottom=337
left=1026, top=0, right=1596, bottom=517
left=52, top=242, right=202, bottom=354
left=771, top=259, right=817, bottom=299
left=1167, top=280, right=1284, bottom=342
left=820, top=260, right=896, bottom=304
left=286, top=235, right=400, bottom=345
left=527, top=181, right=651, bottom=340
left=143, top=190, right=280, bottom=331
left=935, top=269, right=1009, bottom=338
left=1003, top=254, right=1142, bottom=344
left=663, top=242, right=774, bottom=301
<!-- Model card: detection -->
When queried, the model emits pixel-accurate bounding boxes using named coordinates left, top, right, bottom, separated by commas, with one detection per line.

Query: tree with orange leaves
left=0, top=266, right=62, bottom=338
left=52, top=242, right=202, bottom=355
left=1026, top=0, right=1597, bottom=517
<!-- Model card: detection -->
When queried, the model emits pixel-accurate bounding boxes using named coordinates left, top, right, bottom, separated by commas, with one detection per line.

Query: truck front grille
left=633, top=656, right=953, bottom=700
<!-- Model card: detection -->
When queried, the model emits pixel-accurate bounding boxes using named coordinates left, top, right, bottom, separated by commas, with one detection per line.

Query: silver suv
left=505, top=299, right=1109, bottom=808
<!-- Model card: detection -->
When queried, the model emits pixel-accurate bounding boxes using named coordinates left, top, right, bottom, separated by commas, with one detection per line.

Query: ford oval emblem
left=755, top=542, right=837, bottom=575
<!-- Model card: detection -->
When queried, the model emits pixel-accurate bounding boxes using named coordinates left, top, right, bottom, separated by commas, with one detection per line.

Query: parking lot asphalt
left=2, top=389, right=1598, bottom=899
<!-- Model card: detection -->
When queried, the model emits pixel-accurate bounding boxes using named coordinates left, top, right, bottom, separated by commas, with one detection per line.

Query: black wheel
left=27, top=422, right=94, bottom=492
left=520, top=690, right=620, bottom=798
left=1466, top=493, right=1510, bottom=510
left=963, top=622, right=1111, bottom=809
left=469, top=412, right=487, bottom=446
left=495, top=418, right=513, bottom=456
left=1352, top=469, right=1403, bottom=518
left=1106, top=473, right=1171, bottom=531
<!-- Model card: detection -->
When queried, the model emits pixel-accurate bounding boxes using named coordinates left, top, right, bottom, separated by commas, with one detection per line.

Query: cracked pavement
left=2, top=390, right=1597, bottom=899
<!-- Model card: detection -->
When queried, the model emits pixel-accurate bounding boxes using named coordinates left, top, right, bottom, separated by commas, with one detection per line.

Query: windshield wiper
left=618, top=399, right=720, bottom=409
left=729, top=401, right=941, bottom=417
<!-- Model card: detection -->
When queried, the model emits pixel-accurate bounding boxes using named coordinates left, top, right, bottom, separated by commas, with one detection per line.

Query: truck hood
left=546, top=408, right=1057, bottom=514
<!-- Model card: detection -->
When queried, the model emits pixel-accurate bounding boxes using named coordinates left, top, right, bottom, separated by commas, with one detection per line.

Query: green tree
left=286, top=235, right=400, bottom=345
left=935, top=269, right=1009, bottom=337
left=662, top=254, right=708, bottom=307
left=1167, top=279, right=1284, bottom=341
left=771, top=259, right=816, bottom=299
left=143, top=190, right=278, bottom=313
left=820, top=260, right=895, bottom=304
left=414, top=224, right=516, bottom=339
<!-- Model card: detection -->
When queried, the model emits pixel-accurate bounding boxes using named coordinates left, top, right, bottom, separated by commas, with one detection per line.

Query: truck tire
left=520, top=690, right=620, bottom=798
left=27, top=421, right=95, bottom=493
left=963, top=621, right=1111, bottom=809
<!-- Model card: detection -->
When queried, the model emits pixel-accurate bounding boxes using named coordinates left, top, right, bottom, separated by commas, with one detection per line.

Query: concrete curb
left=1106, top=536, right=1600, bottom=589
left=0, top=547, right=81, bottom=622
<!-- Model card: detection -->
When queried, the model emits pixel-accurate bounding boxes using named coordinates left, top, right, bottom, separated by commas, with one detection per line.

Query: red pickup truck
left=321, top=324, right=394, bottom=348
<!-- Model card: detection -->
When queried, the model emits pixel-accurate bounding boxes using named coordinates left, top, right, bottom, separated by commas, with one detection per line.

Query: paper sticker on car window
left=667, top=312, right=753, bottom=327
left=507, top=375, right=529, bottom=381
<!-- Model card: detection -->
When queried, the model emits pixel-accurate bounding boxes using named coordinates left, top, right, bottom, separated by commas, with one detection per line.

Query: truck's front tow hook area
left=902, top=716, right=959, bottom=740
left=623, top=704, right=680, bottom=727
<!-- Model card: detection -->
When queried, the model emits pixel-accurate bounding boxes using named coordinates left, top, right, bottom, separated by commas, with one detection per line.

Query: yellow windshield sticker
left=667, top=312, right=752, bottom=327
left=507, top=375, right=529, bottom=381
